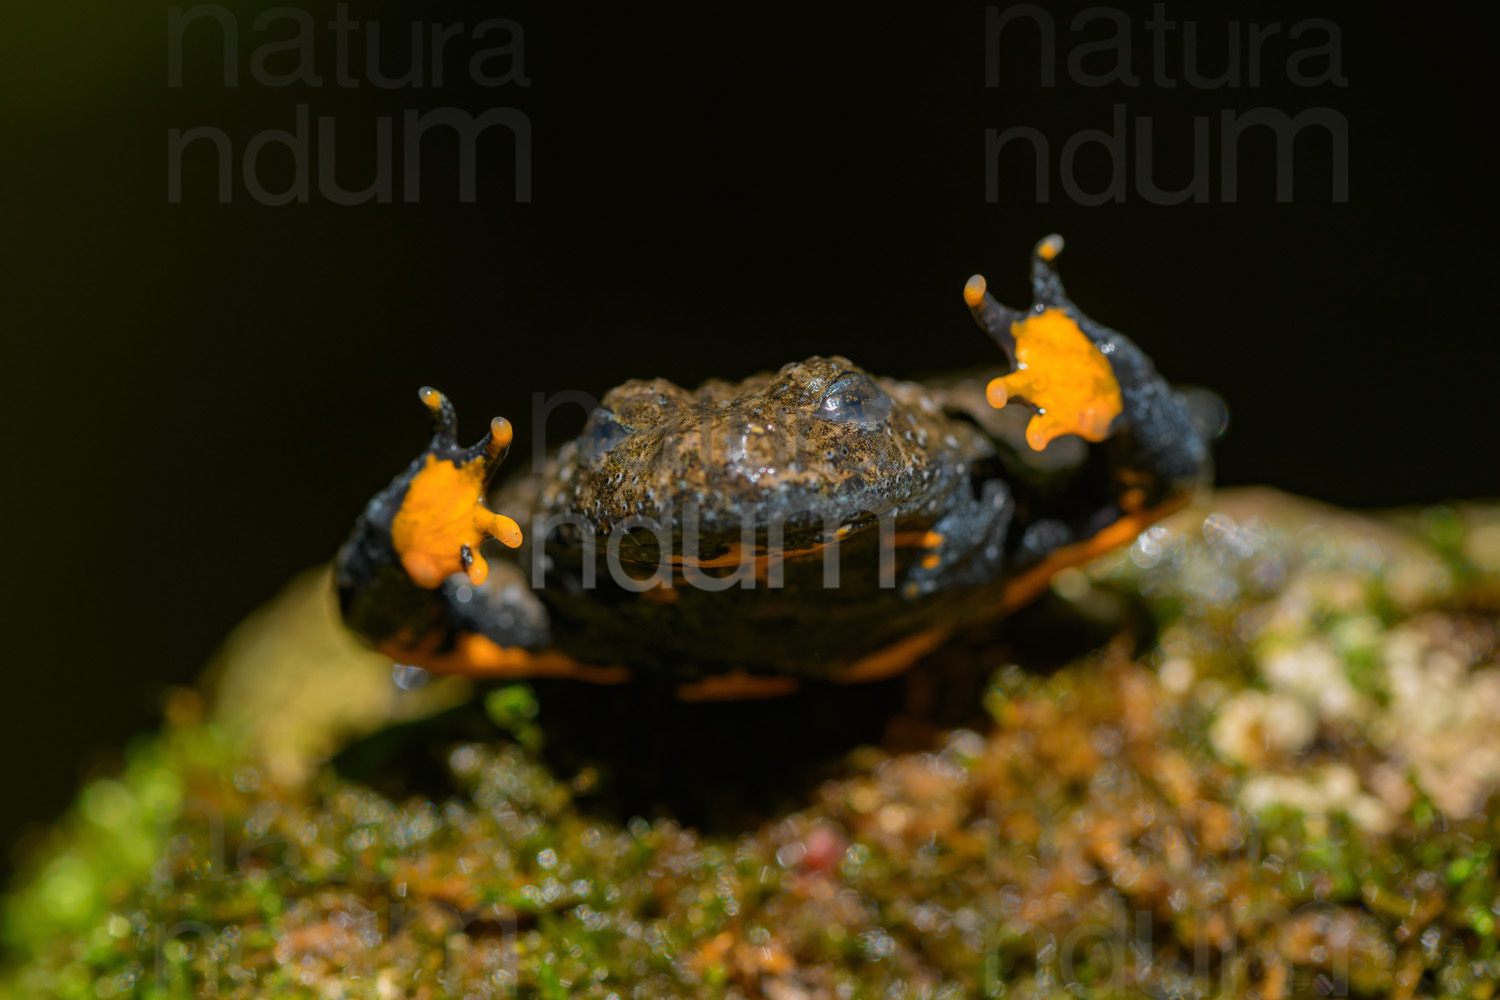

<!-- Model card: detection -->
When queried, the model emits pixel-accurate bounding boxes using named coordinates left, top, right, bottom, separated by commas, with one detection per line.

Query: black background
left=1, top=1, right=1494, bottom=879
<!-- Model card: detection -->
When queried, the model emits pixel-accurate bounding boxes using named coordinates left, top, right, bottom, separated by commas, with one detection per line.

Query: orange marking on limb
left=391, top=454, right=522, bottom=588
left=674, top=673, right=801, bottom=701
left=834, top=627, right=951, bottom=684
left=920, top=530, right=945, bottom=569
left=890, top=530, right=934, bottom=548
left=963, top=274, right=988, bottom=307
left=986, top=308, right=1123, bottom=451
left=465, top=547, right=490, bottom=586
left=379, top=635, right=631, bottom=684
left=985, top=380, right=1009, bottom=409
left=474, top=508, right=522, bottom=549
left=486, top=417, right=513, bottom=456
left=998, top=495, right=1190, bottom=612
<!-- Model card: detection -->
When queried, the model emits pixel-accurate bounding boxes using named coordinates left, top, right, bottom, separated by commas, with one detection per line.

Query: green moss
left=4, top=493, right=1500, bottom=998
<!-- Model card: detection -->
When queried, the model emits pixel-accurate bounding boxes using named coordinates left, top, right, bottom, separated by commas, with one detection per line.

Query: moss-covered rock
left=4, top=491, right=1499, bottom=998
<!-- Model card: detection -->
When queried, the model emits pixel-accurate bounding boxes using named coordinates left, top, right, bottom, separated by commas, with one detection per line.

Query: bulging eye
left=578, top=408, right=631, bottom=460
left=818, top=371, right=891, bottom=424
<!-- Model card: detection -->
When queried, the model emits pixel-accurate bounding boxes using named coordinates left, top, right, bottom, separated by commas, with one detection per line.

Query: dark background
left=1, top=1, right=1493, bottom=878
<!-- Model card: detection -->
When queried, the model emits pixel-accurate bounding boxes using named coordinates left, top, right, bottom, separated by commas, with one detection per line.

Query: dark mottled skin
left=513, top=358, right=997, bottom=549
left=337, top=238, right=1212, bottom=688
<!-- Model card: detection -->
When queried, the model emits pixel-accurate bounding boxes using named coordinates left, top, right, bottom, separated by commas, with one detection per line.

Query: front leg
left=335, top=388, right=628, bottom=684
left=960, top=235, right=1212, bottom=599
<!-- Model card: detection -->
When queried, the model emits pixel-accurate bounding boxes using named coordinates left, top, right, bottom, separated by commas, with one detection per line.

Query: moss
left=4, top=491, right=1500, bottom=999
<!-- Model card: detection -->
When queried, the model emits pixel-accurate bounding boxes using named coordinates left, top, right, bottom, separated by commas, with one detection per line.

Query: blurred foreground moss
left=3, top=490, right=1499, bottom=998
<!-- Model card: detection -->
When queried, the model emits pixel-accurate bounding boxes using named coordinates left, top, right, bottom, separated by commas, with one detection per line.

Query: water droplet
left=392, top=664, right=430, bottom=690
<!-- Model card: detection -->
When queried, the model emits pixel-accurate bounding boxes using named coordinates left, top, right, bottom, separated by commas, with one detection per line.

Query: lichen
left=3, top=491, right=1498, bottom=999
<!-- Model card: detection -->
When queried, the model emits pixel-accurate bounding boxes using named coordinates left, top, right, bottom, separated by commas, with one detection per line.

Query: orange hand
left=985, top=307, right=1123, bottom=451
